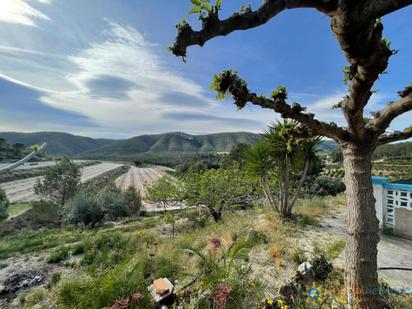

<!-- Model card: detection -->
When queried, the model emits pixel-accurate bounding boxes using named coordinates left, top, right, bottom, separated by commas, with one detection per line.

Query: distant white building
left=372, top=176, right=412, bottom=239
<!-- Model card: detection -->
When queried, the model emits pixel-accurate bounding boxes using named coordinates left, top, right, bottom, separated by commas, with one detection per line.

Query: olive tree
left=170, top=1, right=412, bottom=307
left=146, top=176, right=182, bottom=239
left=34, top=156, right=81, bottom=206
left=183, top=166, right=256, bottom=222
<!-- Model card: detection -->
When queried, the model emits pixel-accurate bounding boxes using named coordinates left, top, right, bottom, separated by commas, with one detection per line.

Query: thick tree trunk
left=342, top=145, right=382, bottom=309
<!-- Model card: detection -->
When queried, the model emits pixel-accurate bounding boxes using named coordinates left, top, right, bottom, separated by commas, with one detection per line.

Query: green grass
left=7, top=203, right=32, bottom=218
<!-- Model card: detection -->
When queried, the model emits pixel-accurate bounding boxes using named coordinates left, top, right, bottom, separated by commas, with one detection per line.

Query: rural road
left=0, top=162, right=123, bottom=203
left=305, top=208, right=412, bottom=292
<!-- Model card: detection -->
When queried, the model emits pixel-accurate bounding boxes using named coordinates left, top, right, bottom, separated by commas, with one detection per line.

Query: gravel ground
left=301, top=207, right=412, bottom=292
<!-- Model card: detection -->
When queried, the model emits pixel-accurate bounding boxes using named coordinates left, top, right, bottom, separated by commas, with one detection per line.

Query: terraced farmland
left=115, top=166, right=172, bottom=196
left=0, top=162, right=123, bottom=203
left=0, top=160, right=89, bottom=171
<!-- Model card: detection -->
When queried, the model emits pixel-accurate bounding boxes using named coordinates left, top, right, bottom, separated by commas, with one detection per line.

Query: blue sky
left=0, top=0, right=411, bottom=139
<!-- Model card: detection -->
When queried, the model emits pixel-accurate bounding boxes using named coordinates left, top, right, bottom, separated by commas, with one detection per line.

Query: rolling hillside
left=0, top=131, right=340, bottom=158
left=0, top=132, right=112, bottom=156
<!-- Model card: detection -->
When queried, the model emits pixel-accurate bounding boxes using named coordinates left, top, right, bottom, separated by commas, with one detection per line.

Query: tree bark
left=342, top=145, right=382, bottom=309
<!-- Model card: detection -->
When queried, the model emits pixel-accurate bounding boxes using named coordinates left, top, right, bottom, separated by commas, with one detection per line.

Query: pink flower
left=209, top=238, right=222, bottom=250
left=211, top=284, right=232, bottom=308
left=131, top=292, right=144, bottom=303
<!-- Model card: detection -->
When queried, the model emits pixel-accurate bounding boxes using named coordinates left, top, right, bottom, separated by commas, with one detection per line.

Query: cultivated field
left=115, top=166, right=172, bottom=196
left=0, top=160, right=89, bottom=171
left=0, top=162, right=123, bottom=203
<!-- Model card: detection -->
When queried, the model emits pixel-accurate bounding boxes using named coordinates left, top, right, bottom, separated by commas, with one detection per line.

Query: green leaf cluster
left=189, top=0, right=222, bottom=17
left=270, top=85, right=287, bottom=100
left=211, top=70, right=245, bottom=100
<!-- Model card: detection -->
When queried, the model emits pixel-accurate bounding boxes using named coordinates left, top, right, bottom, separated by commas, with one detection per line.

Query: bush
left=292, top=247, right=307, bottom=265
left=23, top=288, right=47, bottom=307
left=124, top=186, right=142, bottom=215
left=48, top=272, right=62, bottom=287
left=31, top=200, right=62, bottom=226
left=97, top=184, right=129, bottom=219
left=48, top=246, right=70, bottom=263
left=304, top=176, right=345, bottom=197
left=0, top=189, right=9, bottom=221
left=64, top=190, right=104, bottom=227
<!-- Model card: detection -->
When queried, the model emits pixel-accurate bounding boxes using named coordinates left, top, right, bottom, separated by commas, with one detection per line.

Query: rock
left=297, top=262, right=312, bottom=277
left=0, top=269, right=47, bottom=302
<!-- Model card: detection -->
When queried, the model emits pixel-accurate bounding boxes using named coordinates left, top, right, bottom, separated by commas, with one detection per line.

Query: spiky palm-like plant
left=245, top=121, right=321, bottom=218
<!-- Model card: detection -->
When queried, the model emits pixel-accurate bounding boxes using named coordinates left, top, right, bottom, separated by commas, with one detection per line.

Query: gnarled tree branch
left=171, top=0, right=338, bottom=57
left=365, top=0, right=412, bottom=19
left=212, top=70, right=350, bottom=142
left=377, top=127, right=412, bottom=145
left=369, top=85, right=412, bottom=132
left=331, top=10, right=393, bottom=140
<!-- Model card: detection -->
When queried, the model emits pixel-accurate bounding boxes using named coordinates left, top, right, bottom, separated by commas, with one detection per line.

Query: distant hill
left=0, top=131, right=339, bottom=158
left=80, top=132, right=262, bottom=158
left=373, top=141, right=412, bottom=159
left=0, top=132, right=112, bottom=156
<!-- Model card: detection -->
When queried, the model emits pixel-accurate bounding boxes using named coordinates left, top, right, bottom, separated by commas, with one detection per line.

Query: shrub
left=48, top=246, right=70, bottom=263
left=324, top=239, right=346, bottom=260
left=304, top=176, right=346, bottom=197
left=0, top=188, right=9, bottom=221
left=64, top=190, right=104, bottom=228
left=124, top=186, right=142, bottom=215
left=292, top=247, right=307, bottom=265
left=72, top=242, right=86, bottom=255
left=31, top=200, right=62, bottom=226
left=48, top=272, right=62, bottom=287
left=23, top=288, right=47, bottom=307
left=97, top=184, right=129, bottom=219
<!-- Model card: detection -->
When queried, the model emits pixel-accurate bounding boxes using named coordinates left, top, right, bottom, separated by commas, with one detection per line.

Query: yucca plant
left=244, top=121, right=322, bottom=219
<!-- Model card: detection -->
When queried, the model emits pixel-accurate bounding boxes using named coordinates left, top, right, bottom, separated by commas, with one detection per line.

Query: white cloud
left=35, top=20, right=267, bottom=136
left=0, top=0, right=50, bottom=27
left=37, top=0, right=52, bottom=4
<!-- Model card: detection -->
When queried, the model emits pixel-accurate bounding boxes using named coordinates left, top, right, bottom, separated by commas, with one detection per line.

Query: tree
left=64, top=189, right=104, bottom=228
left=244, top=121, right=321, bottom=218
left=170, top=1, right=412, bottom=307
left=97, top=184, right=129, bottom=219
left=146, top=176, right=182, bottom=239
left=34, top=156, right=81, bottom=206
left=124, top=186, right=142, bottom=215
left=0, top=188, right=9, bottom=221
left=183, top=166, right=256, bottom=222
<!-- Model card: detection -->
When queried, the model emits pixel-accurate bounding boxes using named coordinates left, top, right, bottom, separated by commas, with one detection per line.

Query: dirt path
left=302, top=207, right=412, bottom=292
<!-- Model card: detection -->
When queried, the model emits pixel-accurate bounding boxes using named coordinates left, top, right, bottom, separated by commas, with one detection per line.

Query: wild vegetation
left=0, top=188, right=9, bottom=221
left=34, top=157, right=81, bottom=206
left=0, top=139, right=32, bottom=161
left=170, top=1, right=412, bottom=306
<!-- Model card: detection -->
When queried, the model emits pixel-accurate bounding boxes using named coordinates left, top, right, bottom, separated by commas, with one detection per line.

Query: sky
left=0, top=0, right=411, bottom=139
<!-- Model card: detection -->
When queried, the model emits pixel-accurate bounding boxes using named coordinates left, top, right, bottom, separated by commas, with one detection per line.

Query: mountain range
left=0, top=131, right=338, bottom=158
